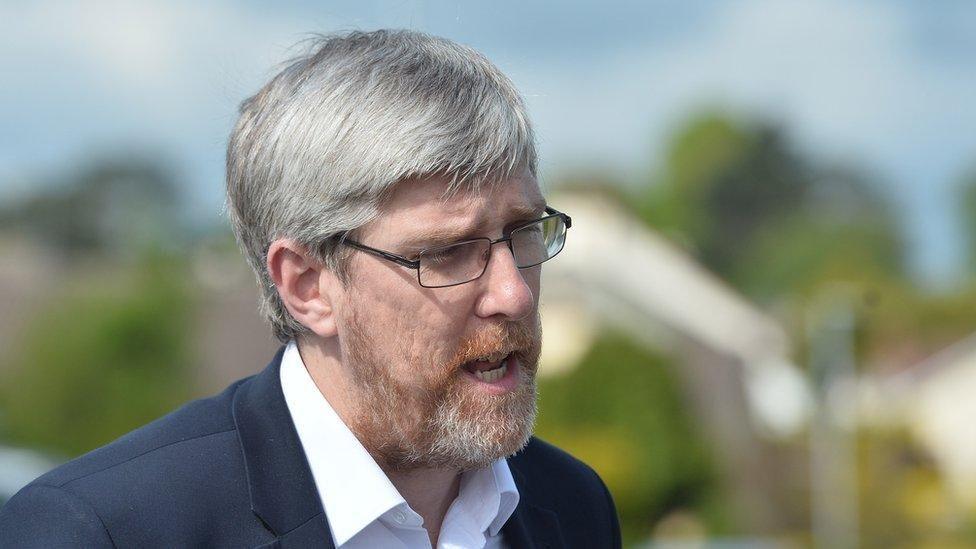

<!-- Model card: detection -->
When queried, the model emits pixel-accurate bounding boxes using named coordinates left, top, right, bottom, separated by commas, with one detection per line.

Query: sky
left=2, top=0, right=975, bottom=286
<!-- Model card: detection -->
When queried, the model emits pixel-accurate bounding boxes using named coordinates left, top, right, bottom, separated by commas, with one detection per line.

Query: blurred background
left=2, top=1, right=976, bottom=547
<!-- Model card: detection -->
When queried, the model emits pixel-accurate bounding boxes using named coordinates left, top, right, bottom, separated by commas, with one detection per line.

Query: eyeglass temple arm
left=545, top=206, right=572, bottom=229
left=343, top=240, right=420, bottom=269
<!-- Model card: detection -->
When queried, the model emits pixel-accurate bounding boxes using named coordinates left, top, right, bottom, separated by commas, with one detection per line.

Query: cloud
left=0, top=1, right=308, bottom=91
left=0, top=0, right=319, bottom=207
left=1, top=0, right=974, bottom=278
left=509, top=0, right=975, bottom=280
left=519, top=0, right=975, bottom=174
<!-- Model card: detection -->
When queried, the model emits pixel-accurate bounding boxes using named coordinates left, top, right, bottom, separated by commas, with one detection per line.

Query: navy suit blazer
left=0, top=348, right=621, bottom=548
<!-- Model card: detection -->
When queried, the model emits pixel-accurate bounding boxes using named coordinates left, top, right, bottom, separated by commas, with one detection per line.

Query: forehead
left=377, top=171, right=545, bottom=229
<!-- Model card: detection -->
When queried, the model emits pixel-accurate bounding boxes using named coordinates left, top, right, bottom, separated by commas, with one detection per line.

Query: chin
left=422, top=372, right=539, bottom=471
left=375, top=371, right=538, bottom=473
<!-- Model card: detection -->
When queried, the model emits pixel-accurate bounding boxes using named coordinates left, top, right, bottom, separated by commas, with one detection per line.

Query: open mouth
left=462, top=351, right=515, bottom=384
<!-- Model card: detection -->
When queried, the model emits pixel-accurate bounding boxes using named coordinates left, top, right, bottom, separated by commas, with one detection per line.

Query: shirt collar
left=280, top=339, right=520, bottom=545
left=454, top=456, right=520, bottom=538
left=488, top=457, right=520, bottom=536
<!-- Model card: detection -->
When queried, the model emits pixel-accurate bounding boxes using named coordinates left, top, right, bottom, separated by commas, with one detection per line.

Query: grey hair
left=226, top=29, right=538, bottom=342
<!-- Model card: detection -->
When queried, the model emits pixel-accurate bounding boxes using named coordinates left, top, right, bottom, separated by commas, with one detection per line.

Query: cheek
left=397, top=303, right=462, bottom=358
left=376, top=291, right=469, bottom=371
left=345, top=263, right=478, bottom=370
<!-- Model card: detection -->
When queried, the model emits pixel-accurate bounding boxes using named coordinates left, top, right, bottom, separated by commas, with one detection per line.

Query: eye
left=422, top=245, right=462, bottom=265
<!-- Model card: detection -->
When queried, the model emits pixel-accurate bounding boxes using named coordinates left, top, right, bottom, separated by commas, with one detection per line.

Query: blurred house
left=540, top=190, right=812, bottom=532
left=864, top=333, right=976, bottom=506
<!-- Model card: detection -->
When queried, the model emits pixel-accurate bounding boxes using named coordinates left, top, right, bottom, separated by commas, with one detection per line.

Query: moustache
left=450, top=320, right=541, bottom=372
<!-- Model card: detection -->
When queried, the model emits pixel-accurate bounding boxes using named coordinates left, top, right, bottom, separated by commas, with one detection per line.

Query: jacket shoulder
left=33, top=376, right=248, bottom=488
left=0, top=376, right=269, bottom=547
left=0, top=483, right=114, bottom=547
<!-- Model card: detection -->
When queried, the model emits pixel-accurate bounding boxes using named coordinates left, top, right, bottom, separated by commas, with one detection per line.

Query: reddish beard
left=342, top=311, right=542, bottom=472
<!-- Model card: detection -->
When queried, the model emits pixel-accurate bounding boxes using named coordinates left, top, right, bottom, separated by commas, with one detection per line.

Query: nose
left=473, top=241, right=536, bottom=321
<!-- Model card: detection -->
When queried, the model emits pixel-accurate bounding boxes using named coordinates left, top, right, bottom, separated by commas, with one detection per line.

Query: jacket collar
left=232, top=346, right=563, bottom=549
left=232, top=346, right=336, bottom=547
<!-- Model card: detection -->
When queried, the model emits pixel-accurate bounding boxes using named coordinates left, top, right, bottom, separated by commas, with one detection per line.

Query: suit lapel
left=503, top=457, right=566, bottom=549
left=502, top=502, right=564, bottom=549
left=253, top=516, right=334, bottom=548
left=233, top=346, right=336, bottom=548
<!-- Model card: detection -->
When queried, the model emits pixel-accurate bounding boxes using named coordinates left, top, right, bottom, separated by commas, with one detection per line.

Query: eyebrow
left=508, top=200, right=548, bottom=220
left=400, top=201, right=548, bottom=252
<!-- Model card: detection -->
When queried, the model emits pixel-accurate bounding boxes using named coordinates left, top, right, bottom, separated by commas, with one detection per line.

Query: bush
left=0, top=256, right=196, bottom=457
left=535, top=331, right=727, bottom=544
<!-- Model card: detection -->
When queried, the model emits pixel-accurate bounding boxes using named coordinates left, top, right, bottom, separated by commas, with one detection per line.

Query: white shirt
left=279, top=340, right=519, bottom=549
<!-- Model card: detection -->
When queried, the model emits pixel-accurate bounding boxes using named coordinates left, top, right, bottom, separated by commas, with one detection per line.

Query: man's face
left=333, top=170, right=545, bottom=472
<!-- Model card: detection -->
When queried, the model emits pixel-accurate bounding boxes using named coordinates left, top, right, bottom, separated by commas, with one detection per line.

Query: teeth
left=474, top=364, right=507, bottom=383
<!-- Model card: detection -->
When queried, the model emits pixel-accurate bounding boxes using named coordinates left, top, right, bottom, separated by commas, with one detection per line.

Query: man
left=0, top=29, right=620, bottom=548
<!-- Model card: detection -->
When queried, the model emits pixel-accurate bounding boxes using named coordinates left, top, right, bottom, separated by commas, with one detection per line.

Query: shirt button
left=394, top=510, right=406, bottom=523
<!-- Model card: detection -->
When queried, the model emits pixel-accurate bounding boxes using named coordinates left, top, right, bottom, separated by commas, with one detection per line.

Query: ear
left=267, top=239, right=339, bottom=338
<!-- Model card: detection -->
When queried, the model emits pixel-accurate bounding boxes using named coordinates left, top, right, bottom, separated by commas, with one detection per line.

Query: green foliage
left=856, top=284, right=976, bottom=362
left=641, top=113, right=752, bottom=241
left=535, top=331, right=726, bottom=544
left=733, top=212, right=905, bottom=301
left=858, top=427, right=976, bottom=547
left=638, top=111, right=907, bottom=302
left=641, top=112, right=812, bottom=278
left=0, top=256, right=196, bottom=457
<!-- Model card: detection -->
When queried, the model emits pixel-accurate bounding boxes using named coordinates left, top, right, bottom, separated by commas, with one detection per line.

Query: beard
left=340, top=309, right=541, bottom=473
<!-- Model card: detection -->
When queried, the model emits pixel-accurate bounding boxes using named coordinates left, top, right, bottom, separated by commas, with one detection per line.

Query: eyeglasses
left=342, top=207, right=571, bottom=288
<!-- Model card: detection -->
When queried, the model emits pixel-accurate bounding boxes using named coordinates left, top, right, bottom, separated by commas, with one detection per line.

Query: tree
left=0, top=157, right=181, bottom=258
left=0, top=255, right=196, bottom=457
left=638, top=111, right=907, bottom=300
left=640, top=112, right=812, bottom=278
left=535, top=332, right=726, bottom=544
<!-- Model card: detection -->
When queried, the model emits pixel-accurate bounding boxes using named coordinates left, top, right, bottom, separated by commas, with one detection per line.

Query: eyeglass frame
left=339, top=206, right=572, bottom=288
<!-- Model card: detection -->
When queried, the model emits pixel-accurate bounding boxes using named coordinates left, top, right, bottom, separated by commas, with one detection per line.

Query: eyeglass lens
left=417, top=215, right=567, bottom=288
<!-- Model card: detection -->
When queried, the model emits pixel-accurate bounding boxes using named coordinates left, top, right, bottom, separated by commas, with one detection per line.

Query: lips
left=461, top=352, right=520, bottom=393
left=465, top=350, right=509, bottom=369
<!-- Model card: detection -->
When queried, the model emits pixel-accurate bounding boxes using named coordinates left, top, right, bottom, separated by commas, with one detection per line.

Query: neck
left=295, top=337, right=462, bottom=544
left=295, top=337, right=360, bottom=424
left=387, top=467, right=461, bottom=546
